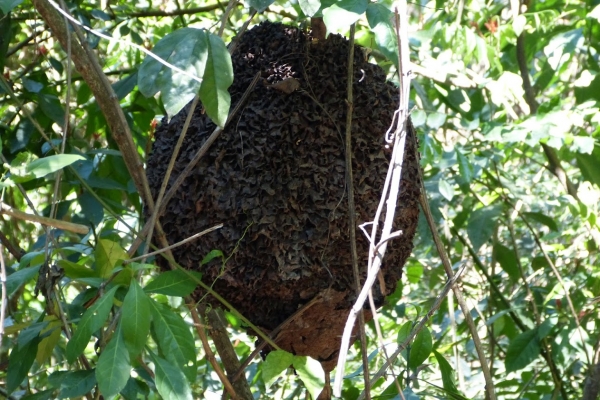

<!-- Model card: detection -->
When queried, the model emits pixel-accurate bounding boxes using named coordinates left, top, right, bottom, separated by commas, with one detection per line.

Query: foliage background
left=1, top=0, right=599, bottom=399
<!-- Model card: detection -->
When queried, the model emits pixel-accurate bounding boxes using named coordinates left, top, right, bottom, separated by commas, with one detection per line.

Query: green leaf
left=292, top=356, right=325, bottom=400
left=25, top=154, right=85, bottom=179
left=121, top=280, right=151, bottom=358
left=505, top=328, right=541, bottom=372
left=0, top=0, right=24, bottom=14
left=95, top=239, right=128, bottom=278
left=38, top=94, right=65, bottom=126
left=397, top=320, right=412, bottom=346
left=3, top=265, right=41, bottom=297
left=144, top=269, right=202, bottom=297
left=438, top=178, right=454, bottom=201
left=7, top=335, right=40, bottom=394
left=150, top=352, right=193, bottom=400
left=467, top=205, right=503, bottom=252
left=57, top=259, right=96, bottom=280
left=149, top=300, right=196, bottom=380
left=366, top=3, right=398, bottom=66
left=408, top=326, right=432, bottom=368
left=406, top=263, right=423, bottom=284
left=322, top=0, right=368, bottom=34
left=36, top=316, right=62, bottom=365
left=433, top=350, right=458, bottom=394
left=97, top=324, right=131, bottom=398
left=200, top=249, right=224, bottom=265
left=248, top=0, right=276, bottom=12
left=494, top=243, right=520, bottom=282
left=299, top=0, right=321, bottom=16
left=263, top=350, right=294, bottom=388
left=456, top=149, right=473, bottom=184
left=57, top=370, right=96, bottom=399
left=199, top=33, right=233, bottom=128
left=138, top=28, right=233, bottom=126
left=66, top=286, right=118, bottom=363
left=523, top=211, right=559, bottom=232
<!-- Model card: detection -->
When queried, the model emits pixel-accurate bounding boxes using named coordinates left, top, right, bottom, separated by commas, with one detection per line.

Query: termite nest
left=145, top=21, right=420, bottom=370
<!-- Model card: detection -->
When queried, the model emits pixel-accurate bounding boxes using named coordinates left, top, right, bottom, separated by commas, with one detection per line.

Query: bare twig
left=126, top=224, right=223, bottom=263
left=417, top=188, right=497, bottom=400
left=129, top=3, right=233, bottom=18
left=358, top=265, right=467, bottom=399
left=188, top=302, right=239, bottom=399
left=205, top=307, right=253, bottom=399
left=1, top=202, right=89, bottom=234
left=129, top=72, right=261, bottom=256
left=0, top=244, right=8, bottom=350
left=333, top=3, right=411, bottom=396
left=343, top=23, right=371, bottom=398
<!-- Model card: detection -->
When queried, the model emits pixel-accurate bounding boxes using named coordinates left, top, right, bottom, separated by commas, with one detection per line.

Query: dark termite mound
left=145, top=22, right=420, bottom=371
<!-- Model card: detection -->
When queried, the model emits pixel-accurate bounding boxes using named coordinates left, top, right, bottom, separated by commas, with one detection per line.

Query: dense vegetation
left=1, top=0, right=599, bottom=399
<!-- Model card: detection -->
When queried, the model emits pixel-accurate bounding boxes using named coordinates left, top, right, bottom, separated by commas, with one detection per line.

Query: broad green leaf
left=199, top=33, right=233, bottom=128
left=57, top=370, right=96, bottom=399
left=66, top=286, right=118, bottom=363
left=523, top=212, right=558, bottom=232
left=322, top=0, right=368, bottom=34
left=494, top=243, right=520, bottom=282
left=122, top=280, right=151, bottom=358
left=24, top=154, right=85, bottom=179
left=3, top=265, right=41, bottom=297
left=408, top=326, right=432, bottom=368
left=366, top=3, right=398, bottom=66
left=7, top=335, right=40, bottom=394
left=438, top=178, right=454, bottom=201
left=292, top=356, right=325, bottom=400
left=397, top=320, right=412, bottom=347
left=95, top=239, right=128, bottom=278
left=97, top=324, right=131, bottom=398
left=0, top=0, right=24, bottom=14
left=149, top=300, right=196, bottom=380
left=36, top=316, right=62, bottom=365
left=456, top=149, right=473, bottom=184
left=138, top=28, right=232, bottom=126
left=467, top=205, right=503, bottom=252
left=263, top=350, right=294, bottom=388
left=248, top=0, right=275, bottom=12
left=433, top=350, right=458, bottom=394
left=505, top=328, right=540, bottom=372
left=144, top=269, right=202, bottom=297
left=406, top=263, right=423, bottom=284
left=38, top=94, right=65, bottom=126
left=200, top=249, right=224, bottom=265
left=299, top=0, right=321, bottom=16
left=20, top=390, right=54, bottom=400
left=576, top=148, right=600, bottom=187
left=57, top=259, right=96, bottom=280
left=150, top=352, right=193, bottom=400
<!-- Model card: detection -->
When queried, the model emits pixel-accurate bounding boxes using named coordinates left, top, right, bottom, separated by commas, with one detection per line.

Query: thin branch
left=343, top=22, right=371, bottom=399
left=128, top=3, right=231, bottom=17
left=129, top=72, right=261, bottom=256
left=334, top=4, right=411, bottom=396
left=0, top=230, right=23, bottom=261
left=126, top=224, right=223, bottom=263
left=1, top=202, right=89, bottom=234
left=0, top=244, right=8, bottom=350
left=205, top=307, right=253, bottom=399
left=358, top=265, right=466, bottom=399
left=33, top=0, right=158, bottom=209
left=188, top=302, right=239, bottom=399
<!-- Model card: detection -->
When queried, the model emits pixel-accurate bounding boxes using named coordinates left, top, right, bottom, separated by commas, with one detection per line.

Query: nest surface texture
left=146, top=22, right=420, bottom=370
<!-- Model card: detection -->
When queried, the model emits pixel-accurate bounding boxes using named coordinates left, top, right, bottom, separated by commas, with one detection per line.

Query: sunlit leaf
left=408, top=326, right=432, bottom=368
left=97, top=324, right=131, bottom=398
left=122, top=280, right=151, bottom=358
left=150, top=352, right=193, bottom=400
left=505, top=328, right=540, bottom=372
left=299, top=0, right=321, bottom=17
left=95, top=239, right=128, bottom=278
left=144, top=269, right=202, bottom=297
left=322, top=0, right=368, bottom=34
left=292, top=356, right=325, bottom=400
left=263, top=350, right=294, bottom=388
left=66, top=286, right=118, bottom=363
